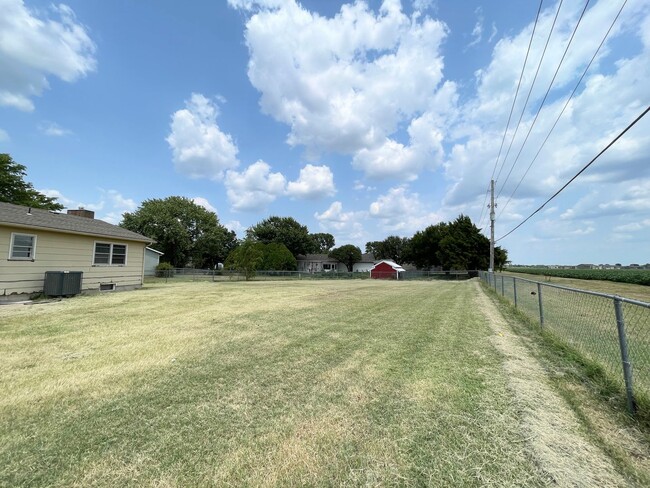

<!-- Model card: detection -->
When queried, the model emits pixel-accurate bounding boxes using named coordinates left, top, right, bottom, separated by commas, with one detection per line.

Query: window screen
left=11, top=234, right=35, bottom=259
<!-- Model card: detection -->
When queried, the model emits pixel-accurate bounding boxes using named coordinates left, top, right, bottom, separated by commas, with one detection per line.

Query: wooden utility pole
left=489, top=179, right=495, bottom=273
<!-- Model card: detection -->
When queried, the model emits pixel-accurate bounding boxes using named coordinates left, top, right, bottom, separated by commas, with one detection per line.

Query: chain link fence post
left=501, top=275, right=505, bottom=296
left=537, top=282, right=544, bottom=328
left=614, top=297, right=637, bottom=415
left=513, top=277, right=518, bottom=308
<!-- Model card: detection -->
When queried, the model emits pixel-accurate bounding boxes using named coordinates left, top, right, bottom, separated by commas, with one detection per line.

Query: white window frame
left=93, top=242, right=128, bottom=266
left=9, top=233, right=37, bottom=261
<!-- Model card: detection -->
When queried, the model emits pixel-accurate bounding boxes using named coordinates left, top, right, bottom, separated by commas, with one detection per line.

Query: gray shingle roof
left=297, top=253, right=338, bottom=261
left=0, top=202, right=152, bottom=243
left=297, top=252, right=376, bottom=263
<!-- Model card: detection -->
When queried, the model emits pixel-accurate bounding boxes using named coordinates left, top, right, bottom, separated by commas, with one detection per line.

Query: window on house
left=323, top=263, right=336, bottom=271
left=10, top=233, right=37, bottom=260
left=93, top=243, right=127, bottom=265
left=111, top=245, right=126, bottom=265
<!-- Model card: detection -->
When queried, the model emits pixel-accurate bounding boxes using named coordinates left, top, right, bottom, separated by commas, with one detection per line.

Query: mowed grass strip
left=1, top=281, right=543, bottom=486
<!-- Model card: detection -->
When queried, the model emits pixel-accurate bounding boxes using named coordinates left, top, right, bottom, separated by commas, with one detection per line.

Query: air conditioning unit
left=43, top=271, right=83, bottom=297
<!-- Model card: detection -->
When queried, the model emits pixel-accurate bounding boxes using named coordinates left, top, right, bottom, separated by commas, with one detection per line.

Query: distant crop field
left=0, top=280, right=546, bottom=486
left=508, top=267, right=650, bottom=287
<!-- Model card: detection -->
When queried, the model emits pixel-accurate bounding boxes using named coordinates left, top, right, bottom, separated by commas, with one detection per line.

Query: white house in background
left=296, top=254, right=345, bottom=273
left=352, top=253, right=376, bottom=272
left=296, top=253, right=376, bottom=273
left=0, top=202, right=153, bottom=300
left=144, top=247, right=164, bottom=276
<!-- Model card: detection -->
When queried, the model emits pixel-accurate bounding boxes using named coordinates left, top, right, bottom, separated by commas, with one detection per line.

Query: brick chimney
left=67, top=208, right=95, bottom=219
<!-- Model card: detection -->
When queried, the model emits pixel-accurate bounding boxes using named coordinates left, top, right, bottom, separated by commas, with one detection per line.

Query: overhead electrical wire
left=498, top=0, right=628, bottom=219
left=494, top=0, right=564, bottom=185
left=496, top=105, right=650, bottom=242
left=489, top=0, right=544, bottom=183
left=477, top=0, right=543, bottom=230
left=496, top=0, right=591, bottom=199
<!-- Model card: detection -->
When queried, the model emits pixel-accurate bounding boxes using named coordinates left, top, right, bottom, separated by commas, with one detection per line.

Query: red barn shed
left=370, top=260, right=406, bottom=280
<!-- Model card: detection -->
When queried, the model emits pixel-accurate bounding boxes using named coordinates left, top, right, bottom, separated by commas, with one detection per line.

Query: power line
left=478, top=0, right=543, bottom=230
left=494, top=0, right=564, bottom=185
left=496, top=104, right=650, bottom=242
left=496, top=0, right=591, bottom=199
left=489, top=0, right=544, bottom=182
left=498, top=0, right=628, bottom=219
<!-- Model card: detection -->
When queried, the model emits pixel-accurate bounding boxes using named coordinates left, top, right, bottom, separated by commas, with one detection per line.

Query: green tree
left=246, top=216, right=314, bottom=257
left=494, top=246, right=509, bottom=271
left=329, top=244, right=362, bottom=272
left=406, top=215, right=499, bottom=271
left=407, top=222, right=448, bottom=269
left=365, top=241, right=382, bottom=257
left=436, top=215, right=489, bottom=270
left=191, top=225, right=239, bottom=269
left=0, top=154, right=63, bottom=210
left=225, top=240, right=264, bottom=280
left=121, top=196, right=236, bottom=268
left=261, top=243, right=297, bottom=270
left=365, top=236, right=410, bottom=263
left=310, top=232, right=335, bottom=253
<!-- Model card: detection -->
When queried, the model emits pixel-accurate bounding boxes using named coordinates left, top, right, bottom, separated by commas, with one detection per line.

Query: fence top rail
left=485, top=271, right=650, bottom=308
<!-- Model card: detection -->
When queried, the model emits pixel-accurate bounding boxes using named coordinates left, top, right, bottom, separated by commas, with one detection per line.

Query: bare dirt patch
left=475, top=281, right=628, bottom=486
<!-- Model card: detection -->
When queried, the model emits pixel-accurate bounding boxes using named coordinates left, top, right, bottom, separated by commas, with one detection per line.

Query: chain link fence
left=480, top=271, right=650, bottom=415
left=147, top=268, right=371, bottom=282
left=147, top=268, right=478, bottom=283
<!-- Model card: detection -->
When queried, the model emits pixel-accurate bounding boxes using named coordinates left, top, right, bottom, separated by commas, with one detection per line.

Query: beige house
left=0, top=202, right=152, bottom=300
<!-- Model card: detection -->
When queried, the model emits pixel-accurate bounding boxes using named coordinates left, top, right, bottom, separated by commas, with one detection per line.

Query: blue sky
left=1, top=0, right=648, bottom=265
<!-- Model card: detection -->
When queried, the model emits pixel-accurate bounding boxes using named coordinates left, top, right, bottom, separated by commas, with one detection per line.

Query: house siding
left=353, top=262, right=374, bottom=272
left=1, top=226, right=147, bottom=296
left=144, top=248, right=163, bottom=276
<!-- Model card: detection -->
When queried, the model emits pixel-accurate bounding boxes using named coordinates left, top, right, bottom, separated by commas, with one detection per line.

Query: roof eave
left=0, top=222, right=153, bottom=244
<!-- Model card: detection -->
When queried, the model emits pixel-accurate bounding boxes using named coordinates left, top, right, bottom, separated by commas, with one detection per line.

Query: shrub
left=155, top=262, right=175, bottom=278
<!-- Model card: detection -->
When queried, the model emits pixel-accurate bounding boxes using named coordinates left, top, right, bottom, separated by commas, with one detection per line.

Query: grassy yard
left=0, top=280, right=555, bottom=485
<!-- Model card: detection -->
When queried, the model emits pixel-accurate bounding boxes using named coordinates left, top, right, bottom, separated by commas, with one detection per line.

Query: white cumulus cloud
left=231, top=0, right=453, bottom=180
left=314, top=200, right=366, bottom=242
left=369, top=186, right=442, bottom=233
left=38, top=188, right=138, bottom=224
left=0, top=0, right=96, bottom=111
left=192, top=197, right=218, bottom=214
left=167, top=93, right=239, bottom=180
left=224, top=220, right=244, bottom=235
left=286, top=164, right=336, bottom=199
left=225, top=160, right=286, bottom=211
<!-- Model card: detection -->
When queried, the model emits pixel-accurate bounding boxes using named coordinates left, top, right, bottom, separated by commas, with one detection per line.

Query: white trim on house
left=370, top=260, right=406, bottom=272
left=8, top=232, right=37, bottom=261
left=144, top=247, right=164, bottom=277
left=92, top=241, right=128, bottom=266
